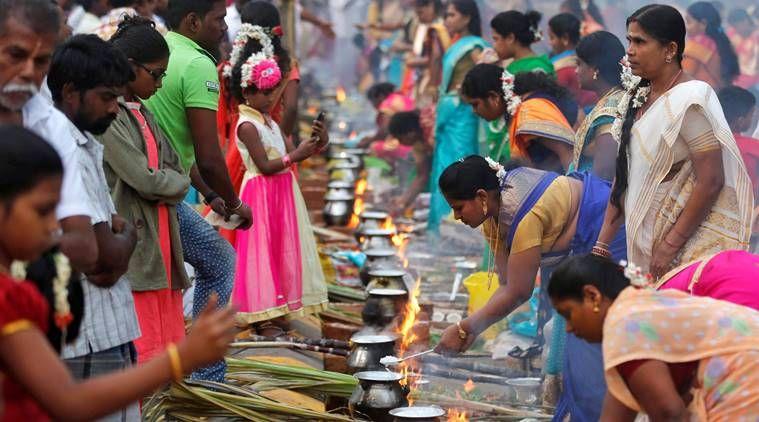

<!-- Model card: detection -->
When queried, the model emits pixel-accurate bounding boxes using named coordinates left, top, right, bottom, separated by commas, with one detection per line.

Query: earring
left=665, top=56, right=673, bottom=63
left=592, top=70, right=598, bottom=80
left=593, top=303, right=600, bottom=313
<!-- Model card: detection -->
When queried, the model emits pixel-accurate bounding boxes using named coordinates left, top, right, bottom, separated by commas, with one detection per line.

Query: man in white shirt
left=0, top=0, right=101, bottom=274
left=47, top=34, right=140, bottom=421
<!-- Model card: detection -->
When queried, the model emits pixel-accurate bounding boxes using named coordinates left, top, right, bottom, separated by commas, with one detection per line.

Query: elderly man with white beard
left=0, top=0, right=99, bottom=275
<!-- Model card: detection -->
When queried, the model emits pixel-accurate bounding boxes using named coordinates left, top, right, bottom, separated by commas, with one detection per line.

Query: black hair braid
left=610, top=81, right=648, bottom=209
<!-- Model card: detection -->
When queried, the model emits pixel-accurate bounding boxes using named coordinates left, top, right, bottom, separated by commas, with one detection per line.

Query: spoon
left=380, top=348, right=435, bottom=367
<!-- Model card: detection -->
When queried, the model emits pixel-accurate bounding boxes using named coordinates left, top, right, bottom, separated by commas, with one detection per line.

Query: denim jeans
left=176, top=201, right=235, bottom=382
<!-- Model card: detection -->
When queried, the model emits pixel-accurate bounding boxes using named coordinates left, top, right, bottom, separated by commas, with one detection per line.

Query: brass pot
left=329, top=162, right=361, bottom=183
left=323, top=191, right=355, bottom=226
left=347, top=333, right=398, bottom=373
left=359, top=228, right=396, bottom=251
left=389, top=406, right=446, bottom=422
left=355, top=211, right=391, bottom=241
left=363, top=288, right=408, bottom=327
left=366, top=269, right=408, bottom=292
left=349, top=371, right=407, bottom=422
left=359, top=249, right=401, bottom=286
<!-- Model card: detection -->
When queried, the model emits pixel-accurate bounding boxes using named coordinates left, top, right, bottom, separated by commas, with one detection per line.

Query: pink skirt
left=232, top=172, right=304, bottom=321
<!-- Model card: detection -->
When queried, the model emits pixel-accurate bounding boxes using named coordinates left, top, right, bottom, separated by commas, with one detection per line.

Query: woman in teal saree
left=428, top=0, right=489, bottom=233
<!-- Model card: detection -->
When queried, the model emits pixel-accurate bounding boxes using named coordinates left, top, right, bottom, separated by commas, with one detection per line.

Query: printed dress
left=231, top=105, right=328, bottom=324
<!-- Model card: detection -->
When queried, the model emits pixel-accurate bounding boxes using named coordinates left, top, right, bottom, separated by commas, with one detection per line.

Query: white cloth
left=74, top=12, right=102, bottom=34
left=60, top=124, right=140, bottom=359
left=22, top=93, right=93, bottom=220
left=225, top=4, right=242, bottom=42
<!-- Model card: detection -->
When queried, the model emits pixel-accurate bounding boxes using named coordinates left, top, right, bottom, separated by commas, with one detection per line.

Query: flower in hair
left=619, top=260, right=653, bottom=288
left=500, top=69, right=521, bottom=116
left=484, top=156, right=507, bottom=185
left=530, top=26, right=543, bottom=42
left=619, top=55, right=642, bottom=91
left=222, top=24, right=275, bottom=79
left=271, top=26, right=284, bottom=37
left=241, top=53, right=282, bottom=90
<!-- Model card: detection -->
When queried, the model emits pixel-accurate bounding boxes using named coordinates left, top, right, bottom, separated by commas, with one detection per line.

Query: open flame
left=447, top=409, right=468, bottom=422
left=355, top=179, right=368, bottom=196
left=397, top=278, right=421, bottom=354
left=396, top=278, right=422, bottom=403
left=381, top=219, right=407, bottom=249
left=336, top=86, right=347, bottom=103
left=348, top=198, right=364, bottom=229
left=463, top=378, right=475, bottom=393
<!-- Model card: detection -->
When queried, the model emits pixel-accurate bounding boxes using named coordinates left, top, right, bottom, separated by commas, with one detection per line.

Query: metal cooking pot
left=323, top=191, right=355, bottom=226
left=347, top=334, right=398, bottom=373
left=359, top=249, right=401, bottom=286
left=506, top=377, right=542, bottom=405
left=363, top=288, right=408, bottom=327
left=326, top=181, right=355, bottom=197
left=355, top=210, right=391, bottom=241
left=366, top=269, right=408, bottom=292
left=328, top=151, right=363, bottom=171
left=359, top=228, right=397, bottom=250
left=329, top=161, right=361, bottom=183
left=349, top=371, right=407, bottom=422
left=389, top=406, right=446, bottom=422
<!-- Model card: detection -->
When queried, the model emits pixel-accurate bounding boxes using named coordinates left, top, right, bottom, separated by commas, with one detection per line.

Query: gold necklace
left=486, top=216, right=500, bottom=289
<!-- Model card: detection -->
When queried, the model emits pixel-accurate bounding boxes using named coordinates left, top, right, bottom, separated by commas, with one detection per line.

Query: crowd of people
left=1, top=0, right=759, bottom=421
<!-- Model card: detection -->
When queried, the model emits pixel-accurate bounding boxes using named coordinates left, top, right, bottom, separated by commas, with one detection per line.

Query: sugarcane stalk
left=412, top=391, right=552, bottom=419
left=230, top=341, right=350, bottom=356
left=421, top=354, right=522, bottom=378
left=244, top=334, right=351, bottom=349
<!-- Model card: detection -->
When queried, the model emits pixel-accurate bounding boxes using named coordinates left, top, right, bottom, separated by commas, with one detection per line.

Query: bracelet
left=595, top=241, right=610, bottom=249
left=226, top=198, right=244, bottom=212
left=282, top=154, right=292, bottom=167
left=166, top=343, right=183, bottom=382
left=202, top=192, right=220, bottom=206
left=456, top=321, right=468, bottom=340
left=591, top=246, right=612, bottom=259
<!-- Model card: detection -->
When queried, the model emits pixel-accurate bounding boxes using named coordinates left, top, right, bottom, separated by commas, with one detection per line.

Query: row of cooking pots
left=323, top=148, right=365, bottom=226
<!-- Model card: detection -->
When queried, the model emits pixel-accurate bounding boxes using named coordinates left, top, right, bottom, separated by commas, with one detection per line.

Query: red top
left=617, top=359, right=698, bottom=393
left=734, top=134, right=759, bottom=202
left=555, top=65, right=597, bottom=108
left=0, top=273, right=51, bottom=421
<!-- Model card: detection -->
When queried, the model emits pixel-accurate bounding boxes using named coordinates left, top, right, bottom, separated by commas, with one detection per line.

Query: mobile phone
left=312, top=111, right=326, bottom=142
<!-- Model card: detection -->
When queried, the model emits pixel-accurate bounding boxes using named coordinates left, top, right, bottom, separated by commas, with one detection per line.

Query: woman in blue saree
left=428, top=0, right=489, bottom=233
left=433, top=156, right=626, bottom=422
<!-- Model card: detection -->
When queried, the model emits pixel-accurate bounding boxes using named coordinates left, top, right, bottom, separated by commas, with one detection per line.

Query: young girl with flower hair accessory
left=227, top=34, right=329, bottom=334
left=216, top=1, right=300, bottom=246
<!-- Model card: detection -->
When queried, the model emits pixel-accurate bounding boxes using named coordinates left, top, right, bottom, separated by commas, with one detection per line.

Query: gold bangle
left=456, top=321, right=468, bottom=340
left=166, top=343, right=183, bottom=382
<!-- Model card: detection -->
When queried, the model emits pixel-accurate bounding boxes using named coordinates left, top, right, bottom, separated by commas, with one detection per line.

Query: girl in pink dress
left=226, top=25, right=329, bottom=332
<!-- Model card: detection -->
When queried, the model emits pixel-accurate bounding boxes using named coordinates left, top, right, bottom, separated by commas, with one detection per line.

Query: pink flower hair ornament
left=240, top=53, right=282, bottom=90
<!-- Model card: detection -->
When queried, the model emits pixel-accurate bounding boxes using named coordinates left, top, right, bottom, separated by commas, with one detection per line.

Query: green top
left=144, top=31, right=220, bottom=171
left=98, top=101, right=191, bottom=291
left=507, top=55, right=555, bottom=76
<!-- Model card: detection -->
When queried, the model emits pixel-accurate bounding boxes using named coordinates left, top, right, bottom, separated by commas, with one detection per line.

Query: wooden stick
left=412, top=392, right=552, bottom=419
left=421, top=355, right=522, bottom=378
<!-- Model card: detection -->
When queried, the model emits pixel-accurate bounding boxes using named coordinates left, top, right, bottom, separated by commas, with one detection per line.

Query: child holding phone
left=225, top=25, right=329, bottom=334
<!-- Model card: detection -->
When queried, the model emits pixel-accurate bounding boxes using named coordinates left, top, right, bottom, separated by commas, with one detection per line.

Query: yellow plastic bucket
left=463, top=272, right=505, bottom=339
